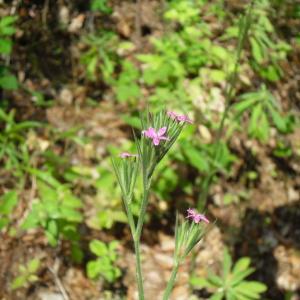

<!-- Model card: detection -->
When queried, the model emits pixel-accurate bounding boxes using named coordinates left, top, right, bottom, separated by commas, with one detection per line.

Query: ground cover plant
left=0, top=0, right=300, bottom=299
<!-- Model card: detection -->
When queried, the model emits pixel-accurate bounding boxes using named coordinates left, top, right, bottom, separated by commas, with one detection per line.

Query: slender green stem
left=122, top=197, right=135, bottom=232
left=135, top=189, right=149, bottom=240
left=134, top=239, right=145, bottom=300
left=162, top=262, right=179, bottom=300
left=132, top=175, right=150, bottom=299
left=197, top=0, right=255, bottom=210
left=193, top=1, right=255, bottom=293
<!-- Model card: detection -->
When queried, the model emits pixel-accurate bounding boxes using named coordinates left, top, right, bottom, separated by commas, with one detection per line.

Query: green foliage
left=87, top=240, right=121, bottom=283
left=80, top=31, right=118, bottom=82
left=137, top=0, right=234, bottom=110
left=174, top=216, right=206, bottom=262
left=90, top=0, right=112, bottom=14
left=191, top=248, right=267, bottom=300
left=249, top=0, right=291, bottom=81
left=153, top=160, right=180, bottom=201
left=80, top=32, right=140, bottom=103
left=11, top=259, right=40, bottom=290
left=273, top=139, right=293, bottom=158
left=90, top=163, right=128, bottom=229
left=113, top=60, right=141, bottom=103
left=22, top=169, right=83, bottom=261
left=164, top=0, right=204, bottom=26
left=0, top=15, right=18, bottom=90
left=0, top=190, right=18, bottom=230
left=181, top=141, right=236, bottom=175
left=234, top=85, right=294, bottom=142
left=225, top=0, right=291, bottom=81
left=27, top=89, right=55, bottom=108
left=0, top=108, right=40, bottom=177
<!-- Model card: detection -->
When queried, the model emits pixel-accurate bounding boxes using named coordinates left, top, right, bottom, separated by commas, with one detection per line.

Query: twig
left=135, top=0, right=142, bottom=48
left=42, top=0, right=50, bottom=29
left=48, top=259, right=70, bottom=300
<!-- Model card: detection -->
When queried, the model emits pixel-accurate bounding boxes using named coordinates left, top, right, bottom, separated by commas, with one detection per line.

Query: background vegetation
left=0, top=0, right=299, bottom=299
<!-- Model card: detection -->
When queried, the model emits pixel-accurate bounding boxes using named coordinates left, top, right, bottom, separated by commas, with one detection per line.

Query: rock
left=68, top=14, right=85, bottom=33
left=59, top=6, right=69, bottom=26
left=59, top=88, right=73, bottom=105
left=198, top=125, right=212, bottom=143
left=38, top=292, right=64, bottom=300
left=274, top=245, right=300, bottom=291
left=287, top=187, right=299, bottom=203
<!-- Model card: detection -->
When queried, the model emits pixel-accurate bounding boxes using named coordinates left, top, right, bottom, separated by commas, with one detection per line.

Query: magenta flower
left=167, top=111, right=178, bottom=120
left=142, top=127, right=169, bottom=146
left=167, top=111, right=193, bottom=124
left=177, top=114, right=193, bottom=124
left=120, top=152, right=138, bottom=158
left=186, top=208, right=210, bottom=224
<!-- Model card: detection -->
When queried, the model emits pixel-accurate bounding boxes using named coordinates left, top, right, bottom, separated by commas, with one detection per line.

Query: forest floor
left=0, top=1, right=300, bottom=300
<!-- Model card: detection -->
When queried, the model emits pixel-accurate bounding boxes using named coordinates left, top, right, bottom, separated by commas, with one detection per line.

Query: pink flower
left=120, top=152, right=138, bottom=158
left=167, top=111, right=178, bottom=120
left=186, top=208, right=210, bottom=224
left=177, top=114, right=193, bottom=124
left=142, top=127, right=169, bottom=146
left=167, top=111, right=193, bottom=124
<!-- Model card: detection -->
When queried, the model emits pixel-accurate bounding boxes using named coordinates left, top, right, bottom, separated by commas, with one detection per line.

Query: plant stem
left=133, top=239, right=145, bottom=300
left=193, top=1, right=255, bottom=293
left=162, top=262, right=179, bottom=300
left=197, top=0, right=255, bottom=210
left=132, top=179, right=149, bottom=299
left=135, top=189, right=149, bottom=240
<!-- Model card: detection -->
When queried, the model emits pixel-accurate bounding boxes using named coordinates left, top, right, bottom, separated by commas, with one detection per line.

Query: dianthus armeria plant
left=112, top=110, right=210, bottom=300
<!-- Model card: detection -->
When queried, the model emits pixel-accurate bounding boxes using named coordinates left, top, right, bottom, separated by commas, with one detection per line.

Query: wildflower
left=142, top=127, right=169, bottom=146
left=186, top=208, right=209, bottom=224
left=167, top=111, right=178, bottom=120
left=120, top=152, right=138, bottom=158
left=177, top=114, right=193, bottom=124
left=167, top=111, right=193, bottom=124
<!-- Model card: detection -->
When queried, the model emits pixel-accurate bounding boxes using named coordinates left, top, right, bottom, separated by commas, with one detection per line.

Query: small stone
left=59, top=88, right=73, bottom=105
left=159, top=234, right=175, bottom=252
left=198, top=125, right=212, bottom=143
left=68, top=14, right=85, bottom=33
left=153, top=252, right=173, bottom=268
left=38, top=292, right=64, bottom=300
left=287, top=187, right=299, bottom=203
left=59, top=6, right=69, bottom=26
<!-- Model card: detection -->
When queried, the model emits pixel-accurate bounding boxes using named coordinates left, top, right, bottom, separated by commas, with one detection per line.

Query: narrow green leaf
left=209, top=292, right=224, bottom=300
left=232, top=257, right=251, bottom=274
left=0, top=190, right=18, bottom=214
left=223, top=248, right=232, bottom=279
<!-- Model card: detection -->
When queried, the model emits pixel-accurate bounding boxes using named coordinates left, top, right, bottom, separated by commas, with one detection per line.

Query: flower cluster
left=186, top=208, right=209, bottom=224
left=114, top=110, right=209, bottom=300
left=167, top=111, right=193, bottom=124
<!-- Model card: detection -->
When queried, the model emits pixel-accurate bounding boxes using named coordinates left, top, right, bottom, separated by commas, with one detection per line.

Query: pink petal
left=147, top=127, right=157, bottom=138
left=159, top=136, right=169, bottom=141
left=153, top=137, right=160, bottom=146
left=177, top=115, right=193, bottom=123
left=120, top=152, right=137, bottom=158
left=186, top=208, right=209, bottom=224
left=187, top=208, right=196, bottom=217
left=167, top=111, right=178, bottom=120
left=199, top=214, right=210, bottom=224
left=193, top=215, right=201, bottom=223
left=157, top=126, right=167, bottom=136
left=120, top=152, right=130, bottom=158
